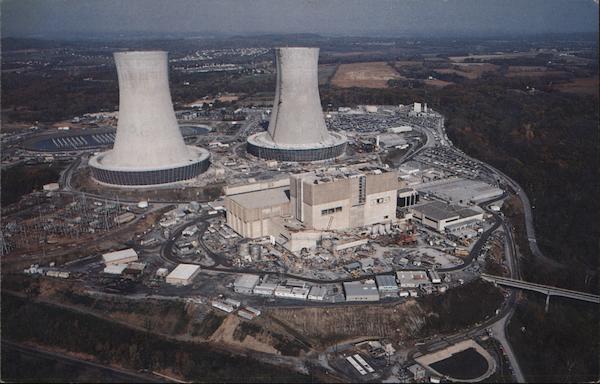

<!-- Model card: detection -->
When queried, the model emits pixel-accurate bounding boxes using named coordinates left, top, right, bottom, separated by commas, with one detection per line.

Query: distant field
left=331, top=61, right=402, bottom=88
left=326, top=50, right=385, bottom=57
left=449, top=51, right=539, bottom=62
left=435, top=68, right=478, bottom=80
left=553, top=77, right=599, bottom=95
left=423, top=78, right=454, bottom=87
left=318, top=64, right=338, bottom=85
left=505, top=69, right=568, bottom=78
left=395, top=60, right=423, bottom=67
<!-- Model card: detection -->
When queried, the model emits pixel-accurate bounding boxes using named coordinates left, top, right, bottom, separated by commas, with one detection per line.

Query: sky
left=1, top=0, right=598, bottom=39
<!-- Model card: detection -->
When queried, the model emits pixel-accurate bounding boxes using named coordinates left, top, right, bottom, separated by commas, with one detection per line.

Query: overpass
left=481, top=274, right=600, bottom=310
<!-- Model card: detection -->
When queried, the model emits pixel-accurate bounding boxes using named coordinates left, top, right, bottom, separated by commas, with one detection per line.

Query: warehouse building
left=165, top=264, right=201, bottom=286
left=308, top=286, right=327, bottom=301
left=416, top=177, right=503, bottom=205
left=396, top=271, right=430, bottom=288
left=102, top=248, right=138, bottom=265
left=410, top=201, right=483, bottom=232
left=375, top=275, right=399, bottom=293
left=103, top=264, right=128, bottom=275
left=234, top=274, right=260, bottom=294
left=344, top=280, right=380, bottom=302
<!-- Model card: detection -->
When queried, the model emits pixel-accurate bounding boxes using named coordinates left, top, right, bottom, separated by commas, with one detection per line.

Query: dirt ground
left=266, top=300, right=426, bottom=347
left=185, top=93, right=242, bottom=106
left=423, top=79, right=454, bottom=88
left=331, top=62, right=403, bottom=88
left=210, top=315, right=281, bottom=354
left=552, top=77, right=599, bottom=95
left=435, top=63, right=499, bottom=79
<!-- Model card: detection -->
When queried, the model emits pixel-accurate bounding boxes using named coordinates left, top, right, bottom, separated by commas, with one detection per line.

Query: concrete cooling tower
left=89, top=51, right=210, bottom=187
left=247, top=47, right=346, bottom=162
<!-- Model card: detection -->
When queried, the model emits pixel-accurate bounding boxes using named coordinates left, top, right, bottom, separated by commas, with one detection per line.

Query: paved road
left=481, top=274, right=600, bottom=304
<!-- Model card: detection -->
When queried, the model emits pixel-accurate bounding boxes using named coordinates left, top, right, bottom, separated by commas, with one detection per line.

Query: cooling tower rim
left=113, top=50, right=168, bottom=57
left=89, top=146, right=210, bottom=172
left=247, top=131, right=346, bottom=150
left=274, top=46, right=319, bottom=51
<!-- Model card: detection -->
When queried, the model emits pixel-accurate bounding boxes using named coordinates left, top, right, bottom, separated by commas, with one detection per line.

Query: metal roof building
left=344, top=280, right=380, bottom=302
left=375, top=275, right=399, bottom=292
left=102, top=248, right=138, bottom=265
left=234, top=274, right=260, bottom=294
left=410, top=201, right=484, bottom=232
left=165, top=264, right=201, bottom=286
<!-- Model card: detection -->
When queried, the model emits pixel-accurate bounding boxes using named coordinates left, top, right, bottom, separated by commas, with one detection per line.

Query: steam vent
left=89, top=51, right=210, bottom=187
left=247, top=47, right=347, bottom=162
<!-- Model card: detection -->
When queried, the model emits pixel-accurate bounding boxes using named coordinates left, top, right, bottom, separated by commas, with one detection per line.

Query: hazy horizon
left=2, top=0, right=598, bottom=40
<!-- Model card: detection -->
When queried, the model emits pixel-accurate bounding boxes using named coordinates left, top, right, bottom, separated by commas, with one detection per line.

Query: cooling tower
left=89, top=51, right=210, bottom=187
left=247, top=47, right=346, bottom=162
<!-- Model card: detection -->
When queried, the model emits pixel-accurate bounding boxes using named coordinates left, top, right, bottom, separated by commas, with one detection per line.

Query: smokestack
left=89, top=51, right=210, bottom=187
left=247, top=47, right=346, bottom=162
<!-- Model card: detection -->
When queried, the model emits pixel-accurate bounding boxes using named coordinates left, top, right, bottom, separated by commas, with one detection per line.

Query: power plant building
left=224, top=165, right=400, bottom=252
left=89, top=51, right=209, bottom=187
left=247, top=47, right=346, bottom=162
left=289, top=166, right=398, bottom=231
left=410, top=201, right=483, bottom=232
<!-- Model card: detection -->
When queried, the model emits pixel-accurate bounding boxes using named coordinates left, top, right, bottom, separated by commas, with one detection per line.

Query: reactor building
left=247, top=47, right=347, bottom=162
left=89, top=51, right=210, bottom=187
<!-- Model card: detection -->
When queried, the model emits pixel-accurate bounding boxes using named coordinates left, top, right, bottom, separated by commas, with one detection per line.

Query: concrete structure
left=411, top=201, right=483, bottom=232
left=225, top=165, right=399, bottom=252
left=165, top=264, right=201, bottom=286
left=407, top=364, right=426, bottom=380
left=234, top=274, right=260, bottom=294
left=344, top=280, right=380, bottom=301
left=398, top=188, right=419, bottom=208
left=89, top=51, right=209, bottom=187
left=481, top=274, right=600, bottom=305
left=289, top=166, right=398, bottom=231
left=247, top=47, right=346, bottom=162
left=225, top=186, right=291, bottom=239
left=102, top=248, right=138, bottom=265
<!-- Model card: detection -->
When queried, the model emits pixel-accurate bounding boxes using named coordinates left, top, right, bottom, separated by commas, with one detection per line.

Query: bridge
left=481, top=274, right=600, bottom=310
